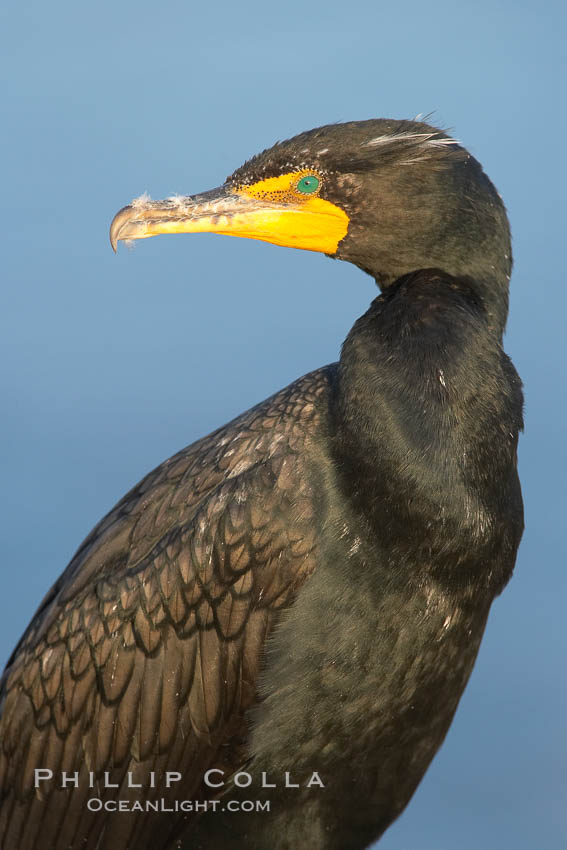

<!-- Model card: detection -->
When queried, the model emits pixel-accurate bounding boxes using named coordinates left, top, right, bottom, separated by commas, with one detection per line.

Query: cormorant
left=0, top=119, right=524, bottom=850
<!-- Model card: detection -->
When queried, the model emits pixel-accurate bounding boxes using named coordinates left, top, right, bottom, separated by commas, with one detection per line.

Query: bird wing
left=0, top=368, right=331, bottom=850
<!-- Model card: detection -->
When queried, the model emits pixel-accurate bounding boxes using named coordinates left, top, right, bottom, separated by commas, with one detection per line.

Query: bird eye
left=296, top=175, right=320, bottom=194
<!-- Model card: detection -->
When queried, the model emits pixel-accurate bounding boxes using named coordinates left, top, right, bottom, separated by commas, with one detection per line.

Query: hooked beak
left=110, top=184, right=349, bottom=255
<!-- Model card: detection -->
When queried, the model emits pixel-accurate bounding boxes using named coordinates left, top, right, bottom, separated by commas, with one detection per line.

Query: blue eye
left=296, top=175, right=320, bottom=194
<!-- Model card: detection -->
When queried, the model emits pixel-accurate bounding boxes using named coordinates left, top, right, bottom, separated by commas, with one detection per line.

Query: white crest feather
left=362, top=131, right=459, bottom=149
left=426, top=137, right=460, bottom=147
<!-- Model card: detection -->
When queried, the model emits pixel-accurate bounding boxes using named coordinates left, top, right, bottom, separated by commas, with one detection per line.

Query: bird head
left=110, top=119, right=511, bottom=331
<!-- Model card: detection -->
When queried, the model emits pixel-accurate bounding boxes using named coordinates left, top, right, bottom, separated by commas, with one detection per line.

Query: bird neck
left=375, top=267, right=510, bottom=340
left=331, top=268, right=523, bottom=589
left=345, top=151, right=513, bottom=337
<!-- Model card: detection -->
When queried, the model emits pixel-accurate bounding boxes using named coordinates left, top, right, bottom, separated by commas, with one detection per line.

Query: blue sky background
left=1, top=0, right=565, bottom=847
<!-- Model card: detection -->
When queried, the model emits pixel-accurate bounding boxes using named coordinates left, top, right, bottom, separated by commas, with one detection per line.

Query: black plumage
left=0, top=119, right=523, bottom=850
